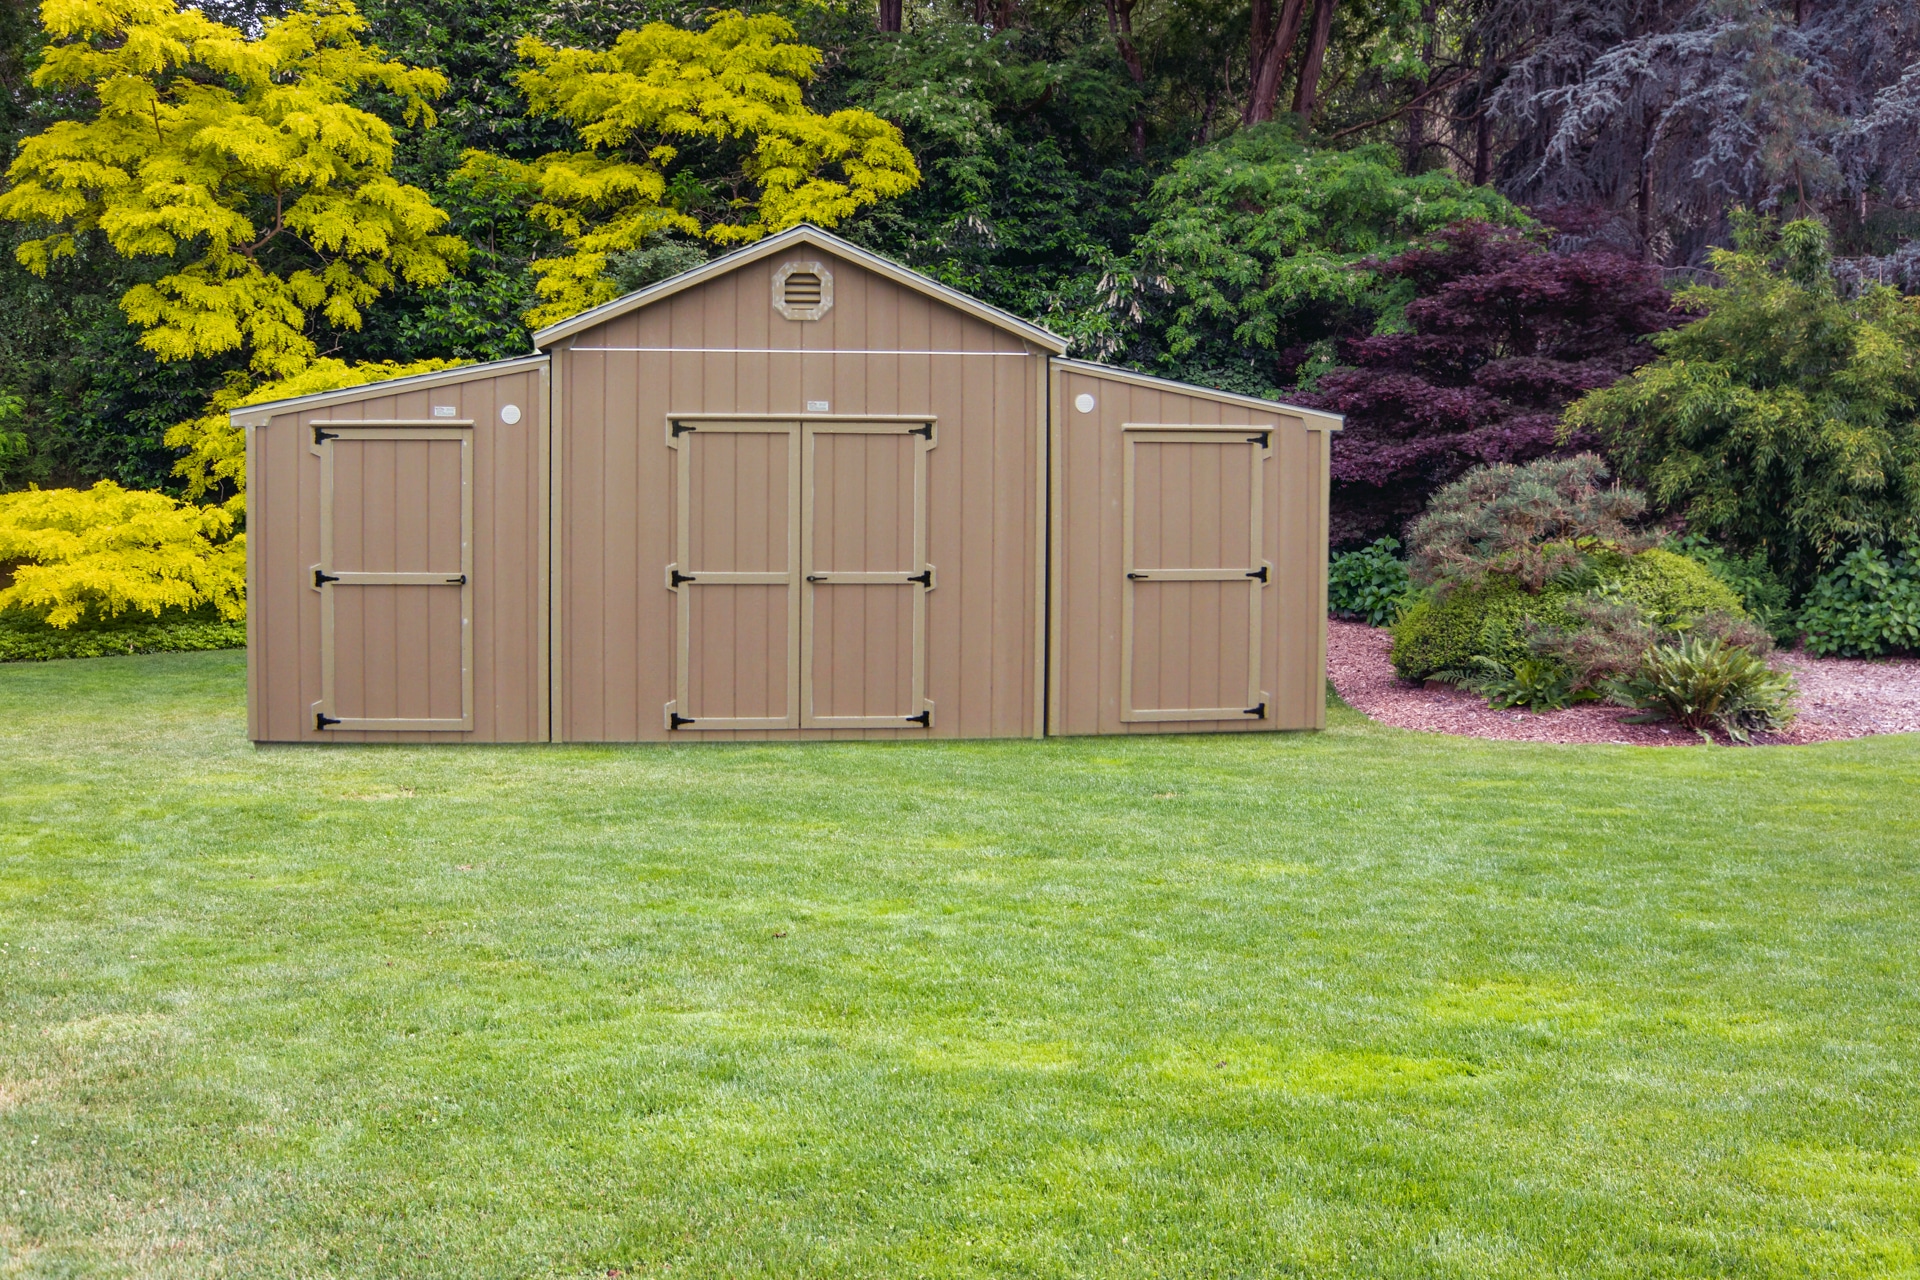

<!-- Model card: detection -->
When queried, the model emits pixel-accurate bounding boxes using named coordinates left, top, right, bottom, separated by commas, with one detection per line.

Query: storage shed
left=240, top=225, right=1340, bottom=744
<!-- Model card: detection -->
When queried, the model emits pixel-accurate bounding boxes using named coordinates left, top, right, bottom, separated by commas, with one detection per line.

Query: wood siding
left=247, top=362, right=549, bottom=743
left=1047, top=362, right=1329, bottom=736
left=555, top=248, right=1045, bottom=741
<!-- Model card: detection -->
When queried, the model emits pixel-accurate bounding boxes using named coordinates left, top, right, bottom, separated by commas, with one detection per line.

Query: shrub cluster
left=1798, top=544, right=1920, bottom=658
left=1327, top=538, right=1413, bottom=626
left=1388, top=456, right=1797, bottom=739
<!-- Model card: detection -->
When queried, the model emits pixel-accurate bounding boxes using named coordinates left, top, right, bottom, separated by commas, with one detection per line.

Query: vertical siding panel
left=637, top=301, right=678, bottom=741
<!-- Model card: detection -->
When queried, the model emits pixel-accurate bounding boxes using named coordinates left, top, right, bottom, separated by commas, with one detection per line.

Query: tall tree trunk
left=995, top=0, right=1016, bottom=28
left=1105, top=0, right=1148, bottom=156
left=878, top=0, right=902, bottom=33
left=1472, top=104, right=1491, bottom=184
left=1637, top=136, right=1655, bottom=261
left=1246, top=0, right=1272, bottom=106
left=974, top=0, right=988, bottom=24
left=1242, top=0, right=1307, bottom=125
left=1401, top=3, right=1437, bottom=171
left=1289, top=0, right=1336, bottom=124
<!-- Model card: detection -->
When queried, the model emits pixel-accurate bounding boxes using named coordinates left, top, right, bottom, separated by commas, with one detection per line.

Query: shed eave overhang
left=226, top=354, right=550, bottom=427
left=1052, top=357, right=1344, bottom=431
left=531, top=224, right=1071, bottom=355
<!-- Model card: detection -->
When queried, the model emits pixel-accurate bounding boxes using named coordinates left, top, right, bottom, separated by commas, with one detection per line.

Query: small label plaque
left=432, top=405, right=457, bottom=417
left=806, top=400, right=830, bottom=413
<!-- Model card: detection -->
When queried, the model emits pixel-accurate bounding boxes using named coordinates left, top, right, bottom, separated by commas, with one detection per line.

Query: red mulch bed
left=1328, top=618, right=1920, bottom=746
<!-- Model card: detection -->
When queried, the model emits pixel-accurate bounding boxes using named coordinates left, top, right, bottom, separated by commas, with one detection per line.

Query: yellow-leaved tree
left=0, top=483, right=245, bottom=626
left=466, top=10, right=921, bottom=327
left=2, top=0, right=462, bottom=379
left=0, top=0, right=466, bottom=627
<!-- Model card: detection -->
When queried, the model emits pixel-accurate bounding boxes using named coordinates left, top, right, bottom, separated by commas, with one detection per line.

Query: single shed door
left=313, top=423, right=473, bottom=732
left=1122, top=426, right=1271, bottom=722
left=801, top=422, right=935, bottom=729
left=668, top=421, right=802, bottom=730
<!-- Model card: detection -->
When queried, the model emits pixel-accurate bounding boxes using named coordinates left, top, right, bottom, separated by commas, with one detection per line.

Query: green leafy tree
left=1129, top=123, right=1523, bottom=393
left=1566, top=217, right=1920, bottom=587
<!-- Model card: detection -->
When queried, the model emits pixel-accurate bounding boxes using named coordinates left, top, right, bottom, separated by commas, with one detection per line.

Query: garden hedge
left=0, top=608, right=246, bottom=663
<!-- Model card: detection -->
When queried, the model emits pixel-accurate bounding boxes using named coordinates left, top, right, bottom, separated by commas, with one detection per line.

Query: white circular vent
left=500, top=404, right=522, bottom=425
left=1074, top=393, right=1096, bottom=414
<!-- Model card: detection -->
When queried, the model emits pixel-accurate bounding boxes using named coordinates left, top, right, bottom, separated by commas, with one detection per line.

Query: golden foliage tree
left=0, top=0, right=468, bottom=625
left=0, top=482, right=245, bottom=626
left=0, top=0, right=464, bottom=379
left=469, top=10, right=921, bottom=327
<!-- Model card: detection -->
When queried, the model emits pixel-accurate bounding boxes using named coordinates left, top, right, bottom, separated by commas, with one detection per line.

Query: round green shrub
left=1613, top=548, right=1744, bottom=625
left=1389, top=548, right=1746, bottom=681
left=1389, top=577, right=1582, bottom=680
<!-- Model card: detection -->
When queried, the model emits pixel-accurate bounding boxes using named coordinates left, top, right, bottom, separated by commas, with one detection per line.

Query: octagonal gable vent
left=773, top=261, right=833, bottom=321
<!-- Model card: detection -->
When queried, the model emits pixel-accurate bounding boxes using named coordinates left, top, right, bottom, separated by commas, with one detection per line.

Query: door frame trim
left=310, top=424, right=475, bottom=732
left=799, top=421, right=937, bottom=729
left=666, top=420, right=804, bottom=731
left=1119, top=425, right=1270, bottom=723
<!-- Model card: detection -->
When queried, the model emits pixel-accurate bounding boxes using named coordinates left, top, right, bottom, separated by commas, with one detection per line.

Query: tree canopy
left=1566, top=217, right=1920, bottom=584
left=1, top=0, right=462, bottom=378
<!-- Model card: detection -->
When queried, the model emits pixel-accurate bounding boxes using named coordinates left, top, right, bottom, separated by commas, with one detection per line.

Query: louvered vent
left=784, top=272, right=822, bottom=307
left=772, top=261, right=833, bottom=320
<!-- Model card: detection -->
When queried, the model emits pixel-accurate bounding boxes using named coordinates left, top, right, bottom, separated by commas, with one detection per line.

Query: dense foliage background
left=1, top=0, right=1917, bottom=544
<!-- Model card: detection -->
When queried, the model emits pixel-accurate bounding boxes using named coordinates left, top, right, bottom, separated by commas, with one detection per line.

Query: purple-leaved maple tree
left=1297, top=219, right=1683, bottom=546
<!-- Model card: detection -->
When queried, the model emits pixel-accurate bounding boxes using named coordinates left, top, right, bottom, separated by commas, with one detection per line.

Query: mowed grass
left=1, top=654, right=1918, bottom=1279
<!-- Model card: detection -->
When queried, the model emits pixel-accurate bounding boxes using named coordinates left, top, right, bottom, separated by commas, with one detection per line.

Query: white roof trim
left=227, top=354, right=548, bottom=425
left=1052, top=358, right=1344, bottom=431
left=531, top=224, right=1070, bottom=354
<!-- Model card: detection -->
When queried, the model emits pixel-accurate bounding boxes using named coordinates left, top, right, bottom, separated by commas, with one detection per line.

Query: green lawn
left=2, top=653, right=1918, bottom=1278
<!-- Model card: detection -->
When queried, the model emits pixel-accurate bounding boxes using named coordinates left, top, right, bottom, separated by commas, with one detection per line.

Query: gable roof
left=1051, top=358, right=1344, bottom=431
left=227, top=354, right=548, bottom=425
left=531, top=224, right=1070, bottom=353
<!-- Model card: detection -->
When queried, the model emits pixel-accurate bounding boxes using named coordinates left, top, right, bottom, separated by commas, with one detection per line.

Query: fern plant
left=1610, top=638, right=1796, bottom=743
left=1462, top=656, right=1590, bottom=712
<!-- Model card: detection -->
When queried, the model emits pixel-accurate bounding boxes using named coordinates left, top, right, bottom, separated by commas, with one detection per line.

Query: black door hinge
left=1246, top=566, right=1269, bottom=583
left=316, top=713, right=342, bottom=730
left=446, top=574, right=467, bottom=585
left=908, top=423, right=933, bottom=440
left=1127, top=571, right=1148, bottom=580
left=806, top=573, right=830, bottom=582
left=313, top=426, right=339, bottom=445
left=314, top=569, right=339, bottom=587
left=669, top=712, right=695, bottom=729
left=905, top=710, right=931, bottom=726
left=1244, top=702, right=1267, bottom=718
left=907, top=570, right=931, bottom=587
left=670, top=569, right=695, bottom=587
left=671, top=421, right=696, bottom=436
left=1248, top=431, right=1270, bottom=448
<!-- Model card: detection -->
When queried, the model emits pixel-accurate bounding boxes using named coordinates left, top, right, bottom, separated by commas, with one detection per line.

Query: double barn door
left=666, top=419, right=935, bottom=732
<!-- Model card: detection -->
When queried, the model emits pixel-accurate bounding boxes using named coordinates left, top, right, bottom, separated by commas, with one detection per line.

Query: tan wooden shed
left=239, top=357, right=549, bottom=743
left=239, top=225, right=1339, bottom=745
left=535, top=226, right=1064, bottom=742
left=1047, top=359, right=1342, bottom=736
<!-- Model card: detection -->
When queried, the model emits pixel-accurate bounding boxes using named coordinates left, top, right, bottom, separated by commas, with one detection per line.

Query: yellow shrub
left=0, top=482, right=245, bottom=628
